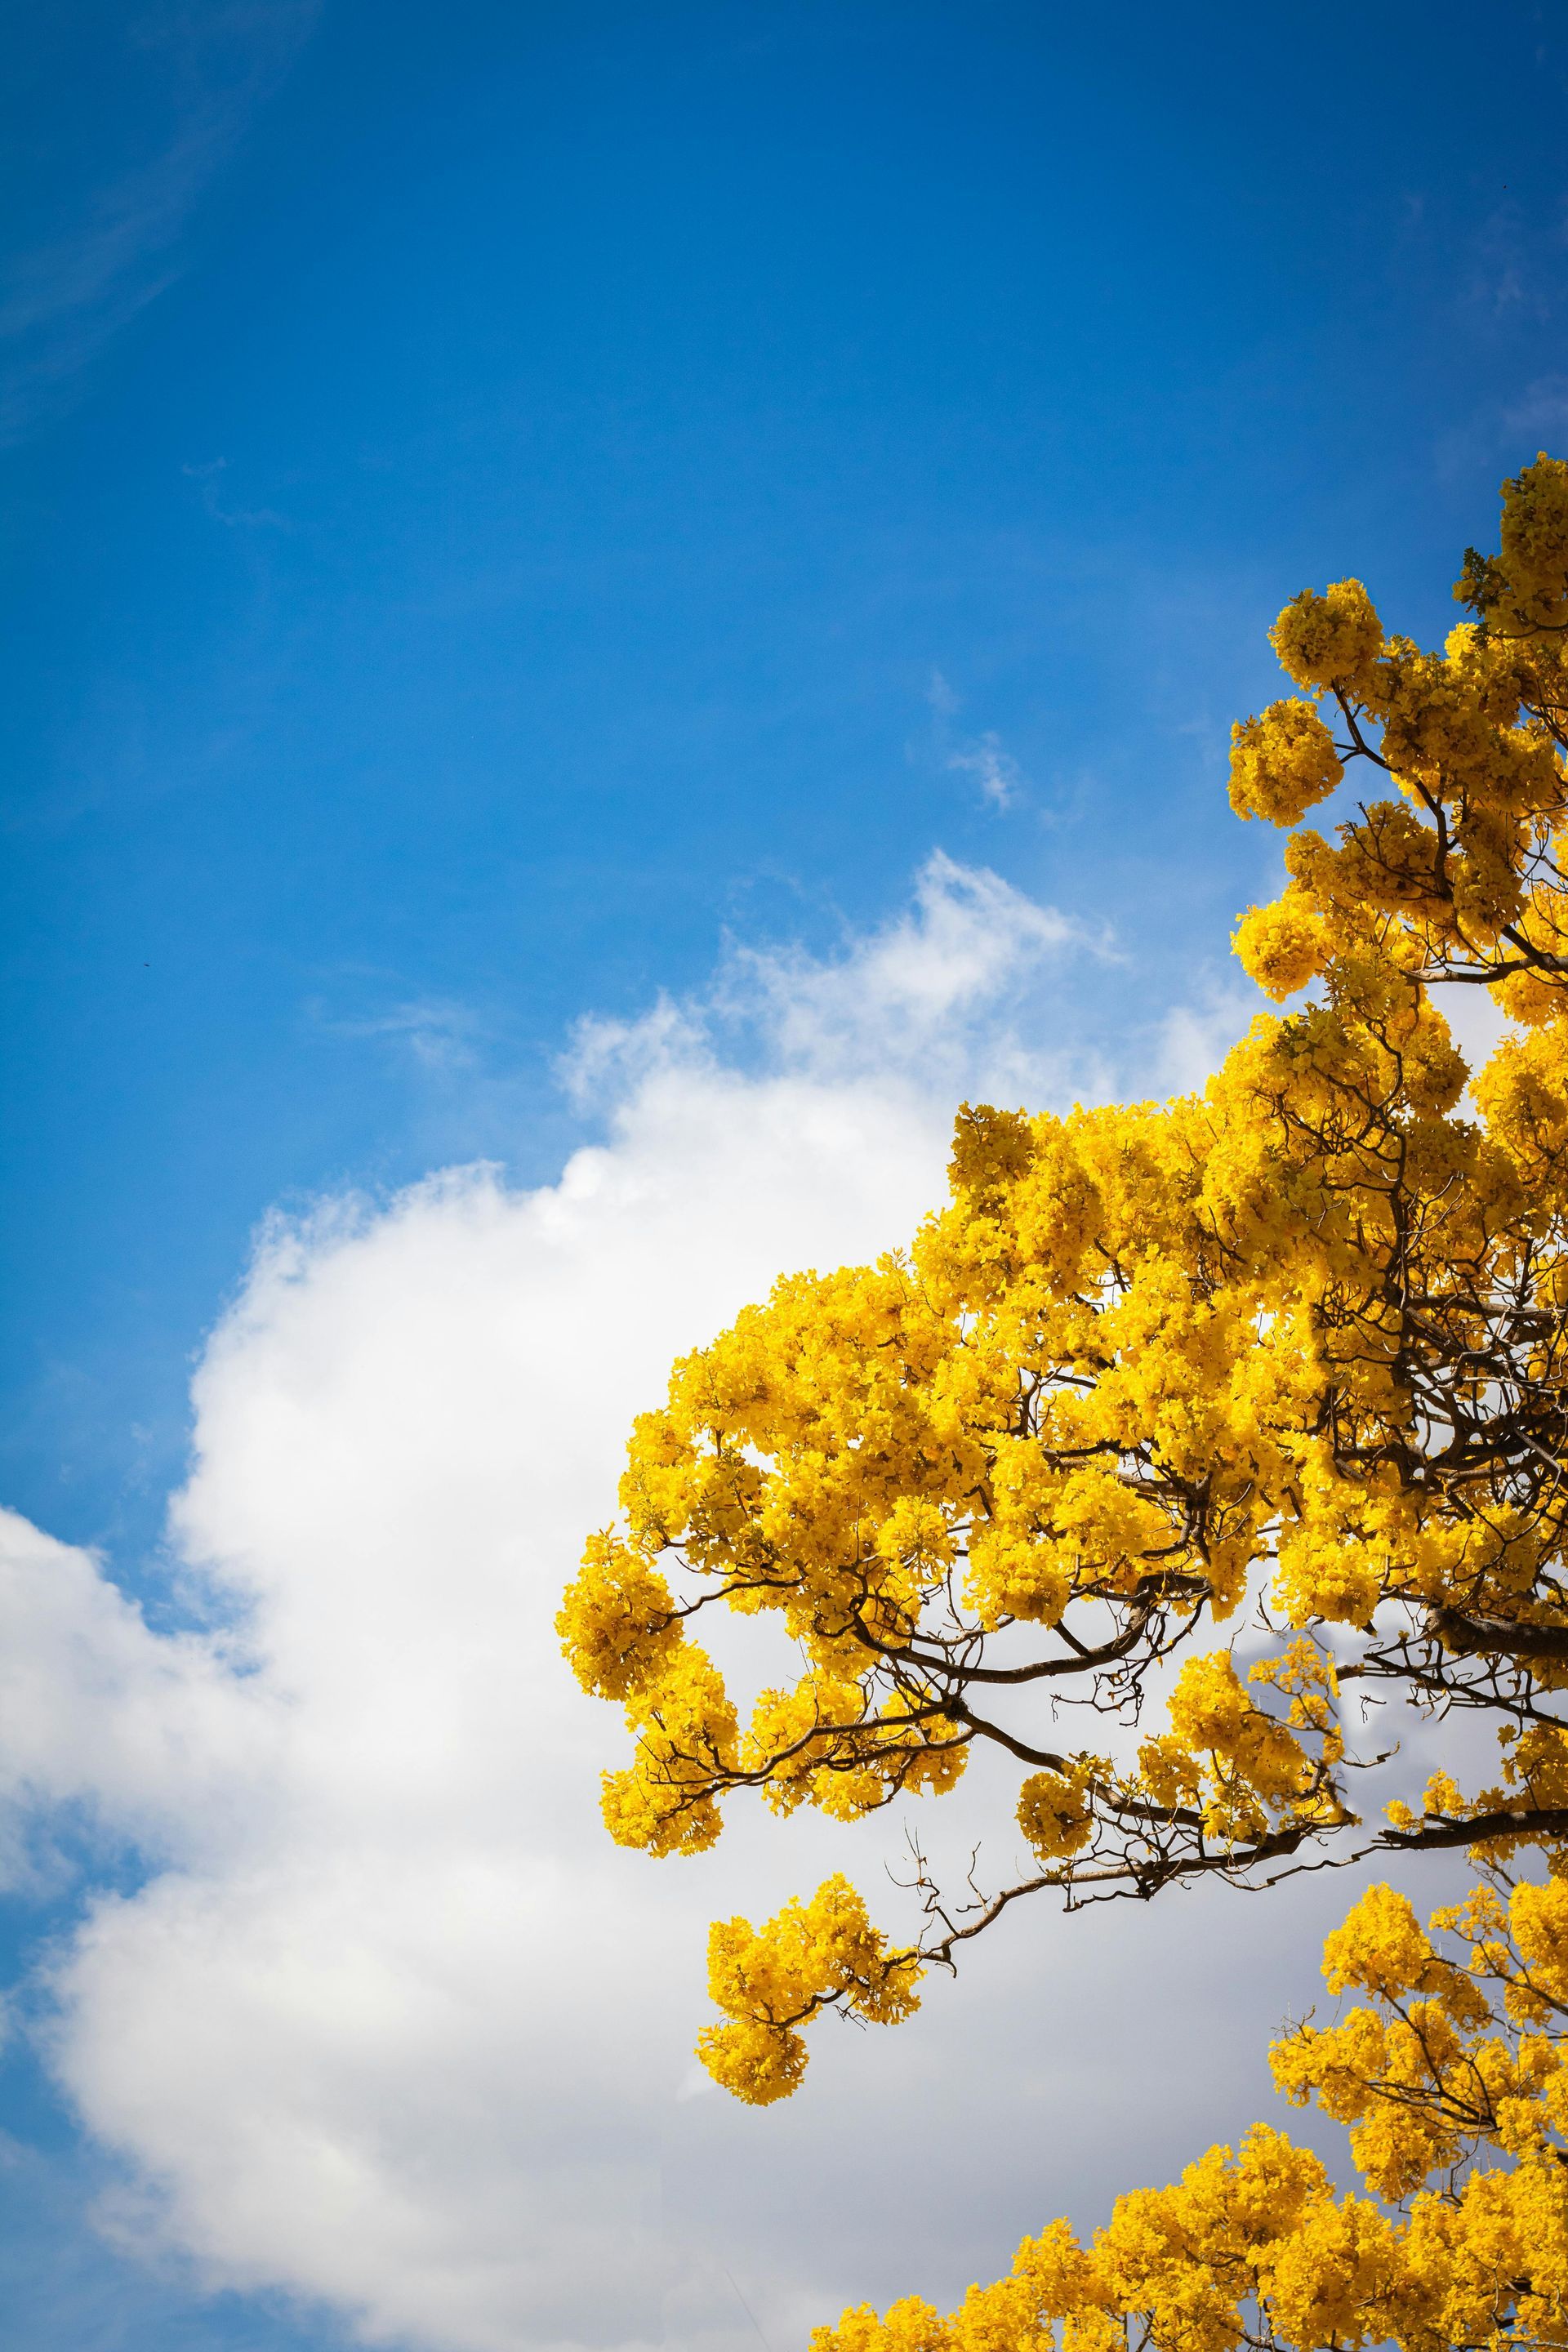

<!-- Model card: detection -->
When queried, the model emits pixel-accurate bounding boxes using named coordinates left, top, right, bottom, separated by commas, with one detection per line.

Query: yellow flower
left=1270, top=576, right=1385, bottom=696
left=564, top=453, right=1568, bottom=2122
left=1229, top=697, right=1344, bottom=826
left=1232, top=892, right=1329, bottom=998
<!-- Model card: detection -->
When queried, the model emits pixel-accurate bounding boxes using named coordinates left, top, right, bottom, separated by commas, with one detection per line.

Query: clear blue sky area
left=4, top=3, right=1568, bottom=2341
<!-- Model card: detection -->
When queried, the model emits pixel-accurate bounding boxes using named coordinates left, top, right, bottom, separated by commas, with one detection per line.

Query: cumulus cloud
left=0, top=1511, right=277, bottom=1886
left=0, top=858, right=1343, bottom=2351
left=709, top=851, right=1102, bottom=1089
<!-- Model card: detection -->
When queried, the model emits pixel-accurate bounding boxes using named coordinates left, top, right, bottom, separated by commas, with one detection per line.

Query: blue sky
left=4, top=3, right=1568, bottom=2346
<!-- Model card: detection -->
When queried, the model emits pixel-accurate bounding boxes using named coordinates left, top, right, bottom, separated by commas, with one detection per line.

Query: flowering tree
left=814, top=1876, right=1568, bottom=2352
left=560, top=458, right=1568, bottom=2165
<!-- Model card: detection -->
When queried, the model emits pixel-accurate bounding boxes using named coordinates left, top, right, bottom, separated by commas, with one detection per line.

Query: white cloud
left=947, top=732, right=1022, bottom=810
left=0, top=3, right=318, bottom=443
left=313, top=994, right=488, bottom=1076
left=0, top=1510, right=277, bottom=1886
left=565, top=853, right=1112, bottom=1117
left=182, top=457, right=293, bottom=532
left=0, top=858, right=1316, bottom=2351
left=710, top=851, right=1101, bottom=1088
left=1155, top=980, right=1261, bottom=1093
left=919, top=670, right=1026, bottom=809
left=925, top=666, right=960, bottom=720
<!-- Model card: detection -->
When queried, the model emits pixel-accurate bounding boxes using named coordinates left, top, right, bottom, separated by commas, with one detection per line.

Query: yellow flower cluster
left=698, top=1873, right=922, bottom=2105
left=1228, top=698, right=1343, bottom=828
left=559, top=456, right=1568, bottom=2098
left=815, top=1873, right=1568, bottom=2352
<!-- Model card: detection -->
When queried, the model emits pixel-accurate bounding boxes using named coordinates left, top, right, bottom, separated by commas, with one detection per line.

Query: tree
left=813, top=1872, right=1568, bottom=2352
left=559, top=454, right=1568, bottom=2120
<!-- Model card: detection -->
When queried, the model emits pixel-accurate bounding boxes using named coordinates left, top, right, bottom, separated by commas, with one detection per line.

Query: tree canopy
left=559, top=457, right=1568, bottom=2159
left=813, top=1873, right=1568, bottom=2352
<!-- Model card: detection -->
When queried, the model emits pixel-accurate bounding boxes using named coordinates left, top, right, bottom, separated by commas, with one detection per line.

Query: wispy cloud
left=1454, top=187, right=1568, bottom=336
left=1499, top=375, right=1568, bottom=447
left=922, top=668, right=1027, bottom=811
left=0, top=2, right=319, bottom=445
left=1466, top=202, right=1531, bottom=320
left=946, top=731, right=1022, bottom=808
left=312, top=995, right=488, bottom=1078
left=181, top=457, right=292, bottom=530
left=1436, top=371, right=1568, bottom=483
left=925, top=666, right=960, bottom=721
